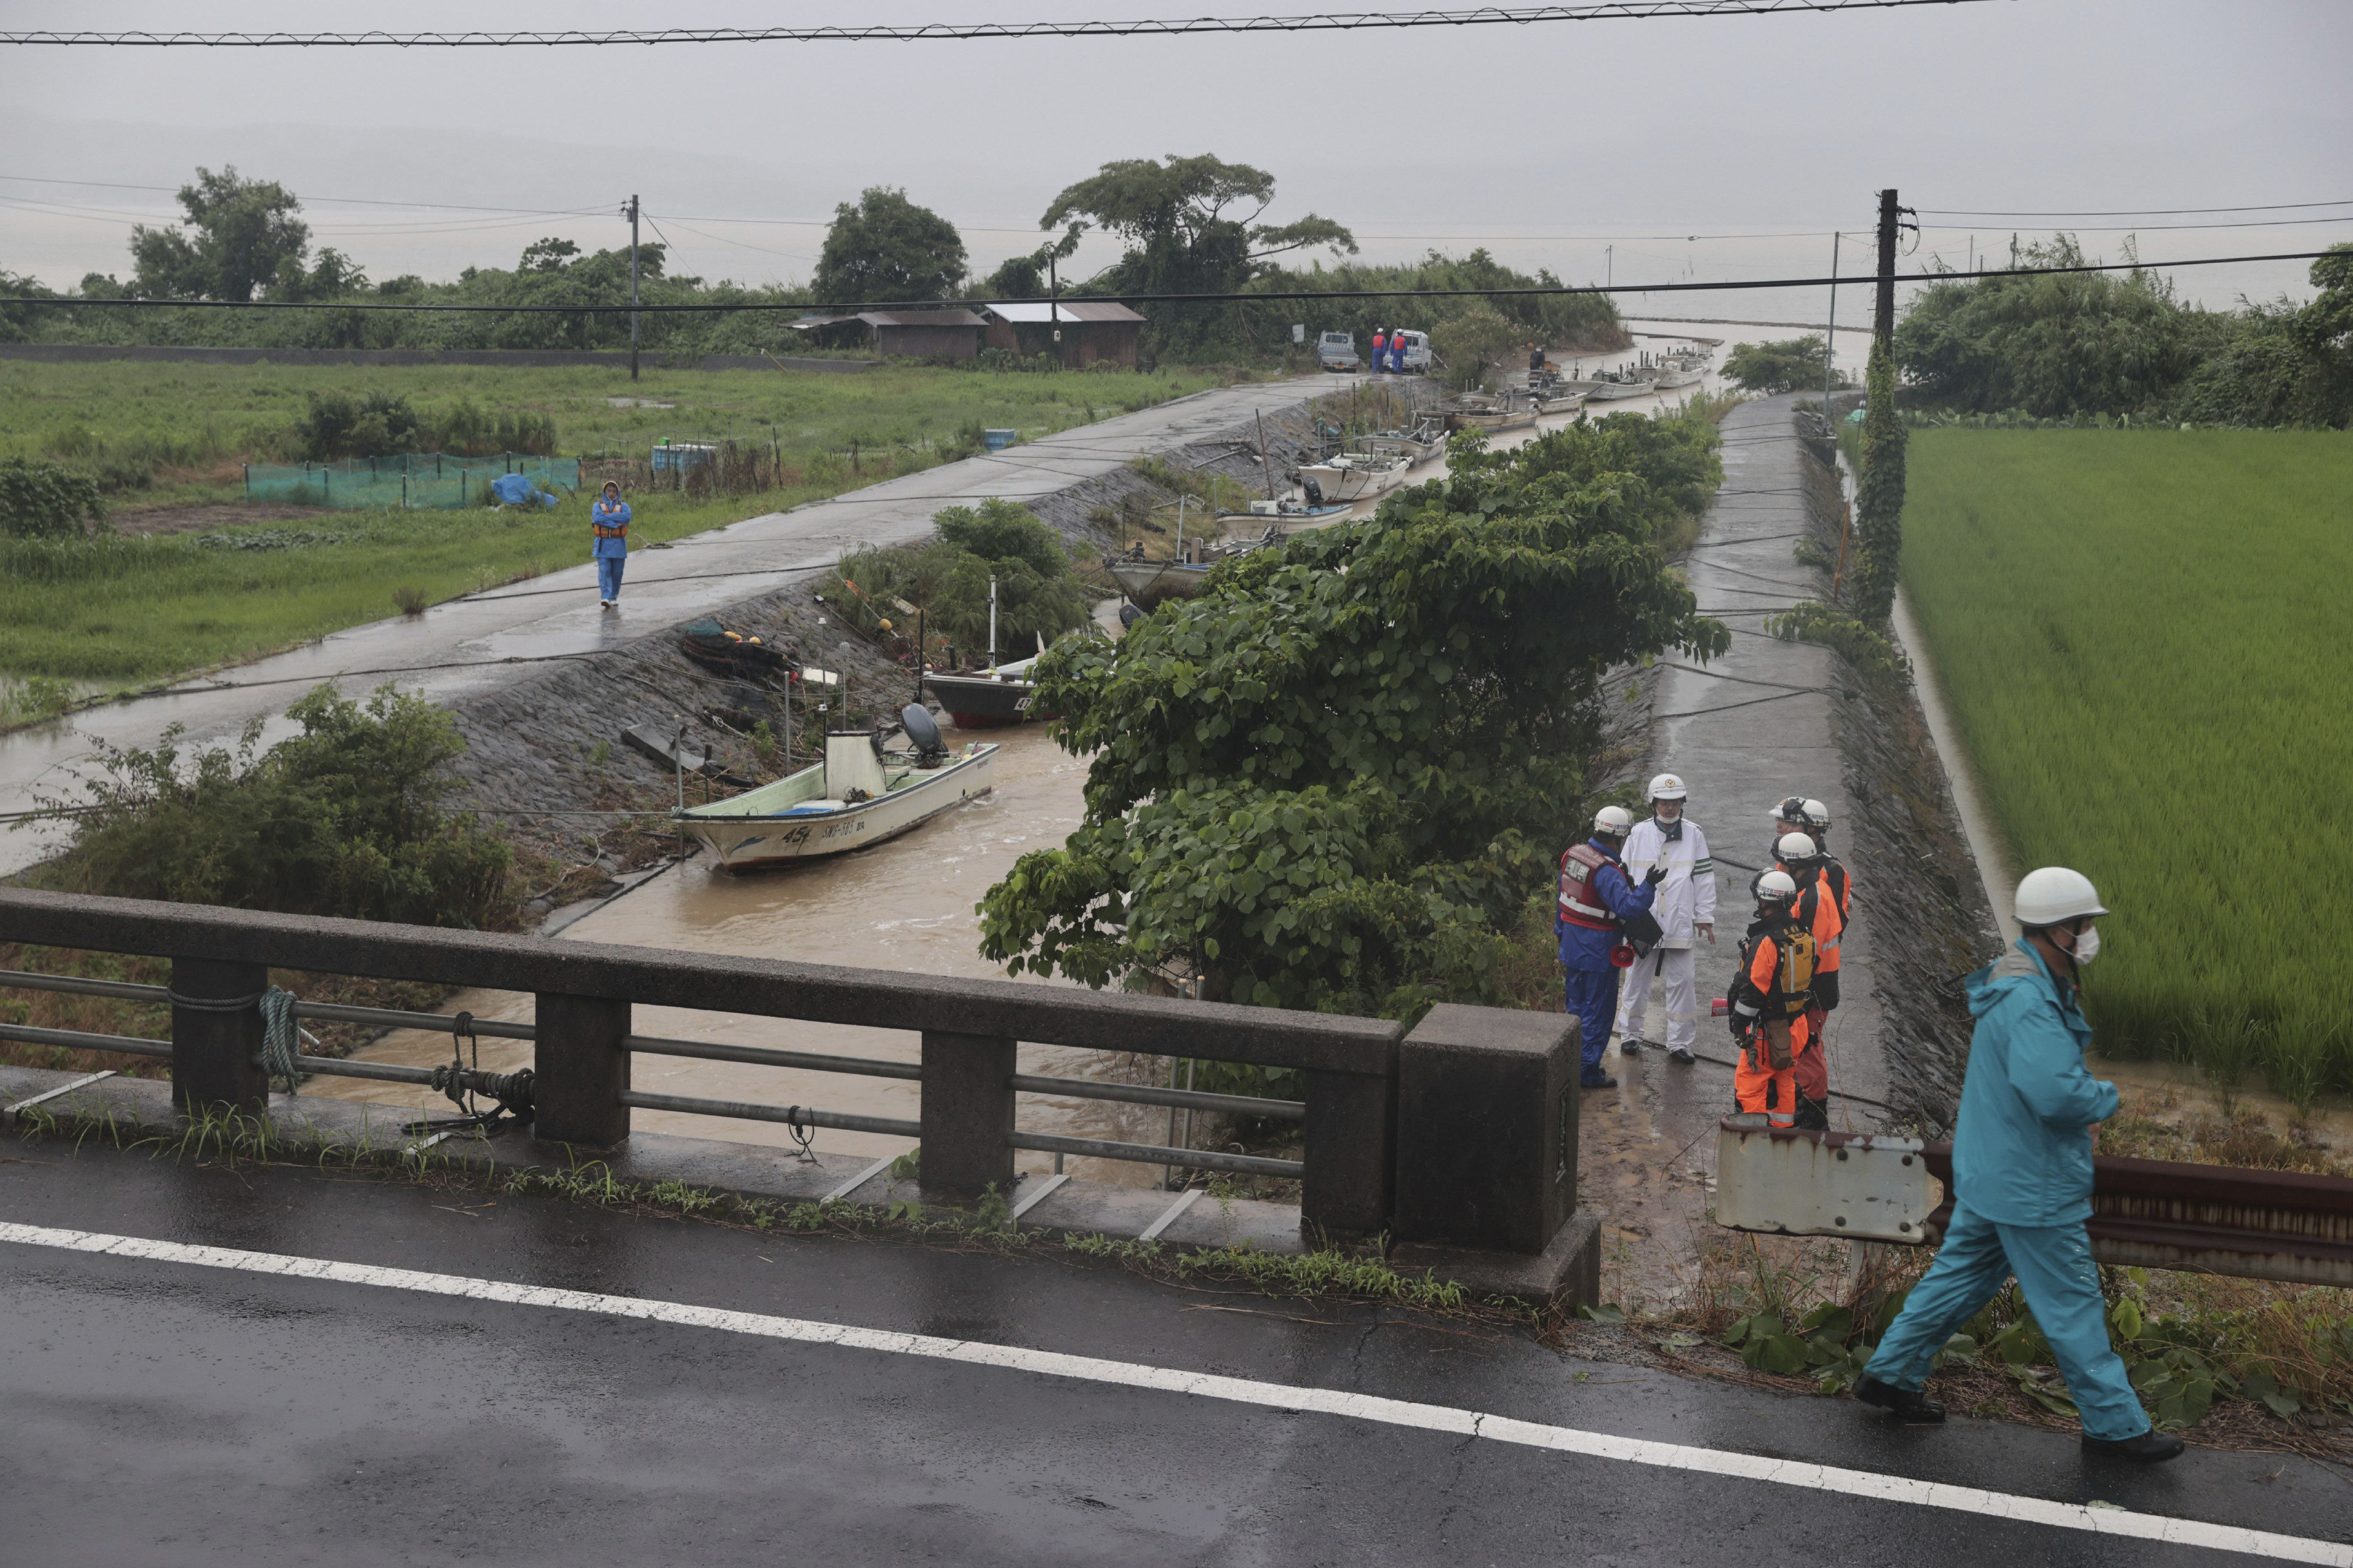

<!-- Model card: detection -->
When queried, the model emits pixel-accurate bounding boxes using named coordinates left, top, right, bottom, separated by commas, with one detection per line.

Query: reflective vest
left=1735, top=913, right=1817, bottom=1022
left=1371, top=333, right=1387, bottom=355
left=1558, top=842, right=1622, bottom=932
left=592, top=502, right=629, bottom=540
left=1784, top=862, right=1846, bottom=973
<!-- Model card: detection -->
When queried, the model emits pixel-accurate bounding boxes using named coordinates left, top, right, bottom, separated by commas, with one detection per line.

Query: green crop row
left=1901, top=428, right=2353, bottom=1100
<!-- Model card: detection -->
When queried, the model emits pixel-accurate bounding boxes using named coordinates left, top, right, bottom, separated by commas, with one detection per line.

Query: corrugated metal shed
left=981, top=302, right=1145, bottom=325
left=789, top=309, right=985, bottom=359
left=979, top=301, right=1145, bottom=369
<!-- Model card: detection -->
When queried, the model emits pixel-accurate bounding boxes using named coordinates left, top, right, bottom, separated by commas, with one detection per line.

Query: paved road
left=0, top=376, right=1325, bottom=873
left=4, top=1143, right=2339, bottom=1566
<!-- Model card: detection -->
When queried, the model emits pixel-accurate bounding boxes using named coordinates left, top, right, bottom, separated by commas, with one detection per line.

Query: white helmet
left=2014, top=866, right=2107, bottom=929
left=1802, top=799, right=1831, bottom=833
left=1593, top=805, right=1634, bottom=836
left=1647, top=772, right=1688, bottom=802
left=1776, top=832, right=1819, bottom=863
left=1757, top=869, right=1799, bottom=904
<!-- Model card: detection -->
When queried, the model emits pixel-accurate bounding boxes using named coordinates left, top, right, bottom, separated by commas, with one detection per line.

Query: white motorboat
left=1584, top=368, right=1654, bottom=401
left=676, top=712, right=996, bottom=868
left=1360, top=419, right=1448, bottom=467
left=1297, top=449, right=1414, bottom=502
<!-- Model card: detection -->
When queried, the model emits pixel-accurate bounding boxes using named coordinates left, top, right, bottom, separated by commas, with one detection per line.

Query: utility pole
left=628, top=194, right=642, bottom=382
left=1874, top=188, right=1900, bottom=353
left=1048, top=251, right=1061, bottom=354
left=1605, top=244, right=1612, bottom=290
left=1823, top=230, right=1841, bottom=426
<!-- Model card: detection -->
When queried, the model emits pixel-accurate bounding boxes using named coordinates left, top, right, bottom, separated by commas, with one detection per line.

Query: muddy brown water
left=311, top=723, right=1185, bottom=1187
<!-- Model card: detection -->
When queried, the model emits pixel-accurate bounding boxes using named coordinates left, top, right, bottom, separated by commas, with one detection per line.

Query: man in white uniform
left=1614, top=772, right=1718, bottom=1063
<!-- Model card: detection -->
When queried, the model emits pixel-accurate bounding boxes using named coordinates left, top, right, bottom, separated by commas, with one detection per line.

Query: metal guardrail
left=1718, top=1122, right=2353, bottom=1287
left=0, top=890, right=1358, bottom=1215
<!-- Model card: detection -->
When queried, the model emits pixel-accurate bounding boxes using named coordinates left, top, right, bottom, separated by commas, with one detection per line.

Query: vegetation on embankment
left=1, top=683, right=536, bottom=1076
left=1898, top=239, right=2352, bottom=428
left=818, top=498, right=1099, bottom=668
left=1898, top=428, right=2353, bottom=1100
left=978, top=406, right=1727, bottom=1051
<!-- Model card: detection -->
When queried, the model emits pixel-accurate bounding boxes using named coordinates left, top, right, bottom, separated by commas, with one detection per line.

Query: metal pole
left=986, top=576, right=998, bottom=669
left=1823, top=231, right=1841, bottom=430
left=628, top=194, right=641, bottom=383
left=1049, top=253, right=1060, bottom=361
left=1875, top=188, right=1901, bottom=353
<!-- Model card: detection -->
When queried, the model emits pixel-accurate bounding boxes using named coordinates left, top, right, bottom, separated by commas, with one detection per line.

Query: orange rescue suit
left=1732, top=912, right=1815, bottom=1128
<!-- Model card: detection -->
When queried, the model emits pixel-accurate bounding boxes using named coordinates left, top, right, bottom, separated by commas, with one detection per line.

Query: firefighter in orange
left=1772, top=829, right=1842, bottom=1130
left=1727, top=869, right=1817, bottom=1128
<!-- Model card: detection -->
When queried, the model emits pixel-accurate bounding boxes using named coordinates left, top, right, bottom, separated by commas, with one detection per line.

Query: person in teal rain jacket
left=591, top=481, right=631, bottom=609
left=1854, top=866, right=2184, bottom=1463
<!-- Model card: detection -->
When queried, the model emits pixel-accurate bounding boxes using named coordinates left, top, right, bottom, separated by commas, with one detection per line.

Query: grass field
left=0, top=359, right=1239, bottom=508
left=1901, top=428, right=2353, bottom=1100
left=0, top=359, right=1242, bottom=699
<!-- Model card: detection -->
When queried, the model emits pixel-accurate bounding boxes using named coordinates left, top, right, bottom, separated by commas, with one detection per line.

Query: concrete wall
left=0, top=343, right=879, bottom=374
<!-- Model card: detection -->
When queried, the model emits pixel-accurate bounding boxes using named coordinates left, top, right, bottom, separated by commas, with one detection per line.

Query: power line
left=0, top=248, right=2331, bottom=315
left=0, top=1, right=2004, bottom=48
left=0, top=172, right=615, bottom=220
left=1919, top=198, right=2353, bottom=218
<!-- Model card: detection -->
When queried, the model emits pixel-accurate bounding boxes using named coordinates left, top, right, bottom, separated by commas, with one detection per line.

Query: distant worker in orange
left=1369, top=326, right=1387, bottom=375
left=1727, top=868, right=1817, bottom=1128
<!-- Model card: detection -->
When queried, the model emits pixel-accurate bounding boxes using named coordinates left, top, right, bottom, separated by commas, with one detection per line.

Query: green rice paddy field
left=1902, top=428, right=2353, bottom=1099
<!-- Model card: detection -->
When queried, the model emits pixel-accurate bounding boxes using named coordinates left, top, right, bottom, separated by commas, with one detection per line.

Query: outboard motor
left=900, top=703, right=949, bottom=764
left=1301, top=475, right=1325, bottom=507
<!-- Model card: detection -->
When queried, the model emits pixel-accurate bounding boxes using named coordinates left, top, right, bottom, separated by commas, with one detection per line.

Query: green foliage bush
left=0, top=458, right=107, bottom=539
left=32, top=682, right=514, bottom=928
left=1722, top=335, right=1850, bottom=395
left=978, top=412, right=1726, bottom=1023
left=296, top=390, right=556, bottom=461
left=822, top=498, right=1094, bottom=662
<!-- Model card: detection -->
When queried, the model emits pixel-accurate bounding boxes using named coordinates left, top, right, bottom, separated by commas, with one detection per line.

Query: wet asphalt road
left=4, top=1143, right=2341, bottom=1566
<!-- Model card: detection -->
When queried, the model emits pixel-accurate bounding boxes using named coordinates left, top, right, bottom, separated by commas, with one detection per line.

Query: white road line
left=1, top=1219, right=2341, bottom=1565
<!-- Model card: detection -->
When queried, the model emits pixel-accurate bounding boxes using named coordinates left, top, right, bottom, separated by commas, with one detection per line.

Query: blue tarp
left=489, top=472, right=556, bottom=508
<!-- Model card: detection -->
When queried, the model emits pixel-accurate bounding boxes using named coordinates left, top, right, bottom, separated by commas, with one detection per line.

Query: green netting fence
left=242, top=453, right=581, bottom=511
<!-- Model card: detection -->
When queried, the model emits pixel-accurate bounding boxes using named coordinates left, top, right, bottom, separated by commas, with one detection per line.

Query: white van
left=1316, top=330, right=1359, bottom=372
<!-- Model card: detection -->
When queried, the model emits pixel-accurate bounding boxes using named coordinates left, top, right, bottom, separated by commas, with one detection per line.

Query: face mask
left=2070, top=925, right=2101, bottom=966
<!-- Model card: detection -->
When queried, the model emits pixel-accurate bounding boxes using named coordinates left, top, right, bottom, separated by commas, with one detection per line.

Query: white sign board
left=1714, top=1119, right=1942, bottom=1243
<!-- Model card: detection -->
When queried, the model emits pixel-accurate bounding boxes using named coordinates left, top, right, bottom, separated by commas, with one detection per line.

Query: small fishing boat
left=1109, top=525, right=1281, bottom=606
left=1214, top=496, right=1351, bottom=525
left=925, top=653, right=1047, bottom=729
left=1359, top=419, right=1447, bottom=467
left=676, top=706, right=996, bottom=869
left=1296, top=448, right=1414, bottom=503
left=1529, top=383, right=1588, bottom=415
left=1446, top=393, right=1538, bottom=433
left=1584, top=368, right=1654, bottom=401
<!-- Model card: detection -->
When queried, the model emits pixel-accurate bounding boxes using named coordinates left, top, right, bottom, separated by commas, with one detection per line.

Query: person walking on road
left=1728, top=869, right=1815, bottom=1127
left=1855, top=868, right=2183, bottom=1464
left=1558, top=805, right=1665, bottom=1091
left=1614, top=772, right=1716, bottom=1064
left=591, top=481, right=632, bottom=610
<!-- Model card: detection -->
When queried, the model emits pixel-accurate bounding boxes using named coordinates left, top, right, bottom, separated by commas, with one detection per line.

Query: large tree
left=1039, top=154, right=1354, bottom=354
left=811, top=187, right=967, bottom=305
left=979, top=414, right=1725, bottom=1019
left=128, top=166, right=353, bottom=302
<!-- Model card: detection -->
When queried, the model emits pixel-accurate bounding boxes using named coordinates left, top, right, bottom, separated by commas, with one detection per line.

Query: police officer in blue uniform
left=1558, top=805, right=1665, bottom=1090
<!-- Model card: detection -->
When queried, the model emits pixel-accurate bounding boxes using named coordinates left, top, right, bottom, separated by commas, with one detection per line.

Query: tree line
left=0, top=158, right=1623, bottom=365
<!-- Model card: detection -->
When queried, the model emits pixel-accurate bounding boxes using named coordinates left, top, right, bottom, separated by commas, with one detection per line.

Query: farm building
left=981, top=302, right=1146, bottom=369
left=788, top=309, right=986, bottom=359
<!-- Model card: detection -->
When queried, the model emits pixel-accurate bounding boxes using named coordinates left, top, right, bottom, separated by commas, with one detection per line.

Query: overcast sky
left=3, top=0, right=2348, bottom=338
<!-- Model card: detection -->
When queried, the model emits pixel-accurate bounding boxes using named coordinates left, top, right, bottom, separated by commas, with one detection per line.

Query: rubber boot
left=1854, top=1376, right=1945, bottom=1424
left=2081, top=1430, right=2186, bottom=1463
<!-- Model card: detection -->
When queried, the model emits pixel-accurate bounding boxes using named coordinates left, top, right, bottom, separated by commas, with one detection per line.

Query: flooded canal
left=315, top=327, right=1784, bottom=1198
left=311, top=723, right=1185, bottom=1186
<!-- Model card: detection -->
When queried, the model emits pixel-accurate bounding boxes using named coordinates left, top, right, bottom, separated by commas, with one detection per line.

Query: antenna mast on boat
left=987, top=576, right=999, bottom=670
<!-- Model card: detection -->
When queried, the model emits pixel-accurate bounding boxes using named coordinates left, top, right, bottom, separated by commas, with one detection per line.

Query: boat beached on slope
left=675, top=705, right=996, bottom=869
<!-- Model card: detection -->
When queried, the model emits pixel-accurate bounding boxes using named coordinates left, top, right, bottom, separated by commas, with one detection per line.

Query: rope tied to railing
left=258, top=985, right=302, bottom=1096
left=401, top=1010, right=536, bottom=1137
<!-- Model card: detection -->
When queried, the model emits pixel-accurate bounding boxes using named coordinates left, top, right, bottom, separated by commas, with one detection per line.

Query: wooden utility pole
left=1874, top=188, right=1900, bottom=352
left=628, top=194, right=642, bottom=382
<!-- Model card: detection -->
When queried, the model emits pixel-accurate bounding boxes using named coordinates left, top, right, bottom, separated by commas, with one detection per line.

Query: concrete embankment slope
left=0, top=376, right=1332, bottom=875
left=1620, top=394, right=1998, bottom=1130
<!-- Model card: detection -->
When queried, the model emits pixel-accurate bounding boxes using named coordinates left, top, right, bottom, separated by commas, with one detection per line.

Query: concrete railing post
left=534, top=993, right=631, bottom=1147
left=1388, top=1003, right=1600, bottom=1303
left=168, top=956, right=268, bottom=1116
left=919, top=1030, right=1016, bottom=1199
left=1301, top=1066, right=1394, bottom=1240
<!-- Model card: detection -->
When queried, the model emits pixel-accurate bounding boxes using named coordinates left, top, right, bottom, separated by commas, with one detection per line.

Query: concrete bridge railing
left=0, top=889, right=1601, bottom=1297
